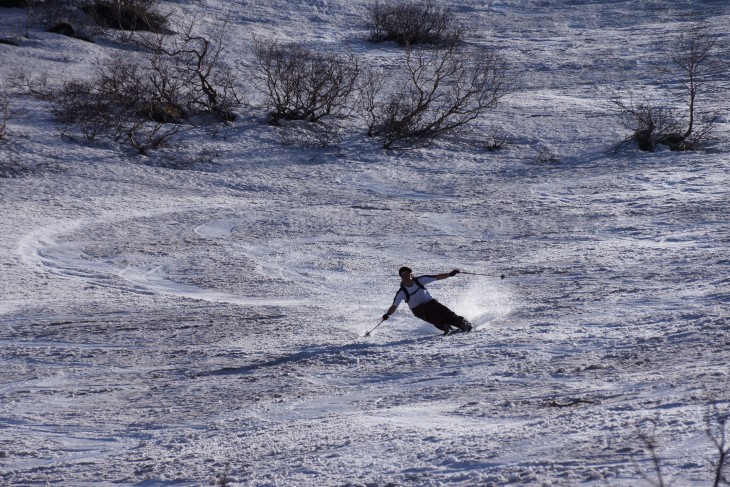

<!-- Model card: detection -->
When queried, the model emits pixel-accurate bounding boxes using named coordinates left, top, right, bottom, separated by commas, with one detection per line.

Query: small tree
left=364, top=45, right=511, bottom=149
left=142, top=20, right=241, bottom=122
left=366, top=0, right=463, bottom=47
left=611, top=23, right=719, bottom=152
left=666, top=25, right=718, bottom=138
left=253, top=38, right=361, bottom=125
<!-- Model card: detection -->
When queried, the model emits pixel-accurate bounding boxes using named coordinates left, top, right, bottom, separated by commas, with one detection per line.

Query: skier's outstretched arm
left=435, top=269, right=460, bottom=280
left=383, top=304, right=397, bottom=320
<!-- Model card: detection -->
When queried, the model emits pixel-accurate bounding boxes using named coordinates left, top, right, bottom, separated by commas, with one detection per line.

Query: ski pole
left=460, top=271, right=506, bottom=279
left=365, top=319, right=386, bottom=337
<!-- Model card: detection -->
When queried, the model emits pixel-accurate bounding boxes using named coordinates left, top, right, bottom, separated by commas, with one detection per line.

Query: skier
left=382, top=266, right=473, bottom=335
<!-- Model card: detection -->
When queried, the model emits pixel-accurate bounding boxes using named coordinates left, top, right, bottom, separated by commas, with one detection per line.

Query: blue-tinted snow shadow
left=198, top=335, right=436, bottom=377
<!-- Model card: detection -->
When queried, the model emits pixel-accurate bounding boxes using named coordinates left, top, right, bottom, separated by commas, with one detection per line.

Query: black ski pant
left=411, top=299, right=467, bottom=332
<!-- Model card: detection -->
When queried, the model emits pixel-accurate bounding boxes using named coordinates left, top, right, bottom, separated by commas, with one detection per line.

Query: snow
left=1, top=0, right=729, bottom=485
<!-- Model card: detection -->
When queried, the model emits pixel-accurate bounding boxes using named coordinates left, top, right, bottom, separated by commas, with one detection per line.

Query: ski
left=443, top=322, right=473, bottom=337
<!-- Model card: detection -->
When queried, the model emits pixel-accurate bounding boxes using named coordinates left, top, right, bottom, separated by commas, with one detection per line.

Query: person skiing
left=382, top=266, right=473, bottom=335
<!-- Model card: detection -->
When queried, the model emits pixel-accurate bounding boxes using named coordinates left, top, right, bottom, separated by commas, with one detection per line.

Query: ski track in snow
left=17, top=208, right=305, bottom=306
left=1, top=1, right=730, bottom=486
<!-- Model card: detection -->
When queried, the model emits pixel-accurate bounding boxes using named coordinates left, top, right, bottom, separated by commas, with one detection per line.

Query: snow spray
left=449, top=278, right=513, bottom=325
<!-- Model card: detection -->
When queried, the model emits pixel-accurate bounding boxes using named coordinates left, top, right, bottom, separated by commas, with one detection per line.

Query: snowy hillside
left=1, top=0, right=729, bottom=485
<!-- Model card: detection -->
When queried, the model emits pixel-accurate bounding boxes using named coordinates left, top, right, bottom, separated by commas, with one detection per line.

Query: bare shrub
left=363, top=46, right=511, bottom=149
left=142, top=20, right=241, bottom=122
left=81, top=0, right=169, bottom=33
left=54, top=58, right=176, bottom=139
left=611, top=23, right=720, bottom=152
left=367, top=0, right=463, bottom=47
left=53, top=78, right=116, bottom=141
left=124, top=116, right=183, bottom=154
left=610, top=93, right=680, bottom=152
left=484, top=125, right=509, bottom=151
left=7, top=68, right=53, bottom=100
left=357, top=67, right=390, bottom=140
left=0, top=89, right=19, bottom=141
left=52, top=58, right=184, bottom=153
left=0, top=88, right=31, bottom=176
left=96, top=57, right=175, bottom=122
left=278, top=119, right=343, bottom=149
left=536, top=145, right=559, bottom=164
left=631, top=398, right=730, bottom=487
left=0, top=151, right=30, bottom=178
left=253, top=38, right=361, bottom=126
left=52, top=18, right=239, bottom=153
left=636, top=425, right=669, bottom=487
left=706, top=399, right=730, bottom=487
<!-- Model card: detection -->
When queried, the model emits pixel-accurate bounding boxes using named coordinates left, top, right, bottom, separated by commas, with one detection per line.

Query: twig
left=547, top=398, right=598, bottom=408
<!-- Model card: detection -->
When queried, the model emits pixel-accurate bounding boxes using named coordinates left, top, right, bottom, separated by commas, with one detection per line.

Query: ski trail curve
left=16, top=208, right=305, bottom=307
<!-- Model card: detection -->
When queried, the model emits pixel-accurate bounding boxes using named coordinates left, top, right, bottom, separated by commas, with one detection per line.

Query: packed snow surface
left=1, top=0, right=729, bottom=485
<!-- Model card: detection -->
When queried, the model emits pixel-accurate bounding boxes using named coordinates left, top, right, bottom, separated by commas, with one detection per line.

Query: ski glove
left=382, top=313, right=390, bottom=321
left=449, top=269, right=460, bottom=277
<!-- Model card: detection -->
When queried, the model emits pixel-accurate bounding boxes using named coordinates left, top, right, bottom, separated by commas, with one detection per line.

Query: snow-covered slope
left=1, top=1, right=729, bottom=485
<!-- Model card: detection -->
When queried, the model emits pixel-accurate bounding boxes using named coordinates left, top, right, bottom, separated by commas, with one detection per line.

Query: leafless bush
left=124, top=116, right=183, bottom=154
left=358, top=67, right=387, bottom=137
left=536, top=145, right=559, bottom=164
left=97, top=57, right=173, bottom=121
left=0, top=89, right=19, bottom=141
left=52, top=18, right=239, bottom=153
left=363, top=46, right=512, bottom=149
left=484, top=125, right=509, bottom=151
left=632, top=397, right=730, bottom=487
left=81, top=0, right=169, bottom=33
left=611, top=23, right=720, bottom=152
left=610, top=94, right=685, bottom=152
left=0, top=151, right=30, bottom=178
left=253, top=38, right=361, bottom=126
left=706, top=399, right=730, bottom=487
left=278, top=119, right=343, bottom=149
left=142, top=21, right=241, bottom=122
left=53, top=78, right=115, bottom=141
left=0, top=88, right=30, bottom=176
left=636, top=424, right=669, bottom=487
left=367, top=0, right=463, bottom=47
left=7, top=69, right=53, bottom=100
left=54, top=58, right=177, bottom=138
left=52, top=58, right=184, bottom=153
